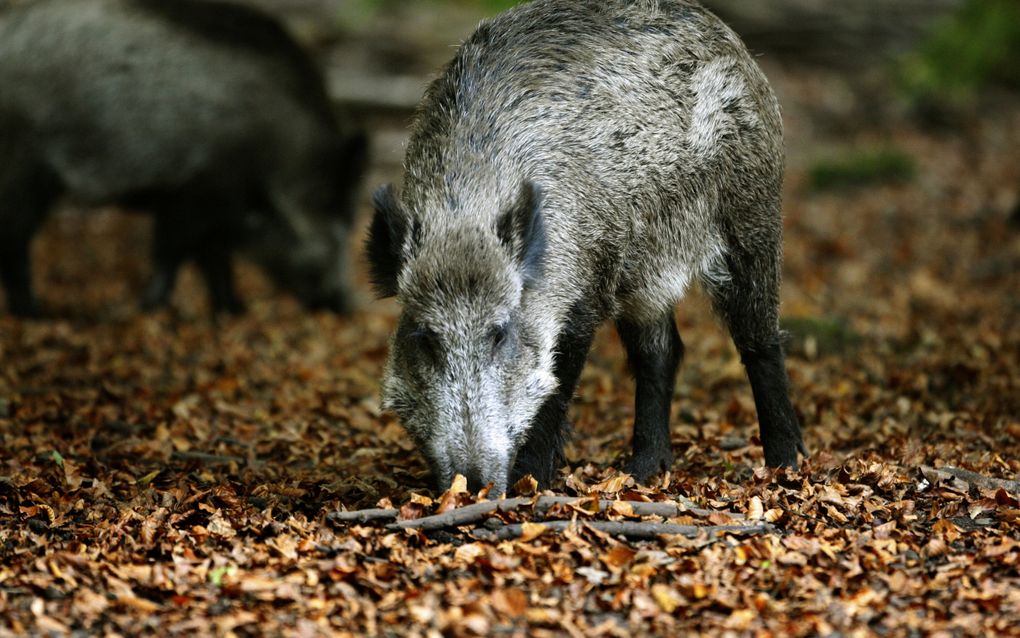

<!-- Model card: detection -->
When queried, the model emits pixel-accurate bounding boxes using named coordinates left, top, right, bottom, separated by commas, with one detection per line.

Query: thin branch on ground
left=329, top=495, right=732, bottom=530
left=474, top=520, right=776, bottom=541
left=328, top=508, right=401, bottom=524
left=921, top=465, right=1020, bottom=493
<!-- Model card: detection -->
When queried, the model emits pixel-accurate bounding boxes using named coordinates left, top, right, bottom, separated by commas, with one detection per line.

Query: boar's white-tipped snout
left=428, top=443, right=511, bottom=497
left=452, top=431, right=512, bottom=497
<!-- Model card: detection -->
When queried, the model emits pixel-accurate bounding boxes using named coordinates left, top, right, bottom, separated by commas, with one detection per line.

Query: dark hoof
left=214, top=298, right=247, bottom=316
left=626, top=450, right=674, bottom=484
left=140, top=299, right=165, bottom=314
left=140, top=288, right=171, bottom=313
left=9, top=302, right=41, bottom=319
left=510, top=458, right=555, bottom=490
left=762, top=436, right=806, bottom=469
left=511, top=447, right=562, bottom=489
left=5, top=290, right=41, bottom=317
left=511, top=414, right=571, bottom=489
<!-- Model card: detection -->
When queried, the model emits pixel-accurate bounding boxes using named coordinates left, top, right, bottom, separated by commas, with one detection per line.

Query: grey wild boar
left=0, top=0, right=366, bottom=316
left=368, top=0, right=807, bottom=495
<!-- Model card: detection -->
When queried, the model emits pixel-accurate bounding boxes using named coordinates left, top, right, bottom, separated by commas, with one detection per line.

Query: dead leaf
left=512, top=474, right=539, bottom=496
left=590, top=473, right=633, bottom=494
left=518, top=522, right=549, bottom=542
left=454, top=543, right=486, bottom=564
left=491, top=589, right=528, bottom=617
left=602, top=545, right=636, bottom=570
left=747, top=496, right=764, bottom=521
left=651, top=584, right=683, bottom=613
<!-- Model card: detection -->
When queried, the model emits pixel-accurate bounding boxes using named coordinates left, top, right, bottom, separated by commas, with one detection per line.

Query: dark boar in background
left=0, top=0, right=367, bottom=316
left=368, top=0, right=806, bottom=496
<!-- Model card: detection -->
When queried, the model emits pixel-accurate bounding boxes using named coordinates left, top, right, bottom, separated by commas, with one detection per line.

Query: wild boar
left=0, top=0, right=366, bottom=316
left=368, top=0, right=806, bottom=495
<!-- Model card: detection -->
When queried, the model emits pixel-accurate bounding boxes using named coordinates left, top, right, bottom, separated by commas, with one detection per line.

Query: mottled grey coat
left=369, top=0, right=806, bottom=495
left=0, top=0, right=366, bottom=316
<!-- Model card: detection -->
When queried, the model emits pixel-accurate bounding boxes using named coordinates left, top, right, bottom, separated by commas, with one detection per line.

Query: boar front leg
left=0, top=164, right=55, bottom=317
left=0, top=237, right=38, bottom=318
left=511, top=313, right=598, bottom=488
left=617, top=313, right=683, bottom=483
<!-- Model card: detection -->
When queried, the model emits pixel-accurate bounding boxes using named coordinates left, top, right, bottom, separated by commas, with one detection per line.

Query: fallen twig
left=392, top=499, right=513, bottom=531
left=329, top=495, right=732, bottom=530
left=532, top=495, right=723, bottom=519
left=329, top=508, right=401, bottom=525
left=921, top=465, right=1020, bottom=493
left=475, top=521, right=776, bottom=541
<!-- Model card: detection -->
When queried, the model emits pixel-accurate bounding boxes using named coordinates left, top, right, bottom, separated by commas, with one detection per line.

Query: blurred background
left=10, top=0, right=1020, bottom=319
left=267, top=0, right=1020, bottom=201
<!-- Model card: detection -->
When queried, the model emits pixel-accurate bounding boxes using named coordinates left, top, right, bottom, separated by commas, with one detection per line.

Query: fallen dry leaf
left=0, top=16, right=1017, bottom=636
left=518, top=522, right=549, bottom=542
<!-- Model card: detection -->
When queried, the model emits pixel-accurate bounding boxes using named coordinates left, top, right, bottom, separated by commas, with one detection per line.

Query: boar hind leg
left=142, top=214, right=188, bottom=311
left=617, top=313, right=683, bottom=483
left=144, top=215, right=243, bottom=315
left=705, top=236, right=806, bottom=468
left=512, top=316, right=598, bottom=488
left=738, top=340, right=805, bottom=468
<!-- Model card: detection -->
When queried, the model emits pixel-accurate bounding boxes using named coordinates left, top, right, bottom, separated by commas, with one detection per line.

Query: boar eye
left=489, top=322, right=511, bottom=356
left=410, top=325, right=442, bottom=360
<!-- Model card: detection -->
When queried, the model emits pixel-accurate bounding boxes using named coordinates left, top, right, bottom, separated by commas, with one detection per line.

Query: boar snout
left=428, top=436, right=511, bottom=497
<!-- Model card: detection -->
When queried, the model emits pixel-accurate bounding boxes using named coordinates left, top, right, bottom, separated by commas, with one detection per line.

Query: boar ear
left=366, top=184, right=416, bottom=297
left=496, top=181, right=546, bottom=287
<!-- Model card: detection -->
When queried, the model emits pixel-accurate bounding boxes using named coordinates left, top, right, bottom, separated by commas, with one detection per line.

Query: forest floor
left=2, top=11, right=1020, bottom=636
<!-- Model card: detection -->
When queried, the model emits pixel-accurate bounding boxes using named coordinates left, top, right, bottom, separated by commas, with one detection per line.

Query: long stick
left=329, top=495, right=732, bottom=529
left=921, top=465, right=1020, bottom=493
left=476, top=521, right=775, bottom=541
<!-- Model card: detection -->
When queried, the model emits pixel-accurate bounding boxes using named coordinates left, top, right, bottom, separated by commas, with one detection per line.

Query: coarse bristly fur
left=368, top=0, right=807, bottom=496
left=0, top=0, right=367, bottom=316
